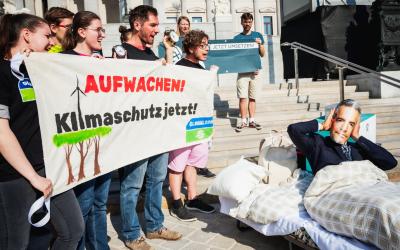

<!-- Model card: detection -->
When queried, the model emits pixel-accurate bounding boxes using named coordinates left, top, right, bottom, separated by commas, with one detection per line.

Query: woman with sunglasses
left=0, top=13, right=84, bottom=249
left=62, top=11, right=111, bottom=250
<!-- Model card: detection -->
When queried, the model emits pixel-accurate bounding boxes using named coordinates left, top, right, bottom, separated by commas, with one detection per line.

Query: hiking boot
left=170, top=206, right=197, bottom=222
left=249, top=121, right=262, bottom=130
left=146, top=227, right=182, bottom=241
left=235, top=122, right=247, bottom=132
left=124, top=236, right=154, bottom=250
left=186, top=198, right=216, bottom=214
left=197, top=168, right=216, bottom=178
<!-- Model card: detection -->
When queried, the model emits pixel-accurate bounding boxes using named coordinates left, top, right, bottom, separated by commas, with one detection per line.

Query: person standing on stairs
left=234, top=12, right=265, bottom=132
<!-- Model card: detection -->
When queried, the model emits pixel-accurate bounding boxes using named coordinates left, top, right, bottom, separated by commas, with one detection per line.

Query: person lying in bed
left=287, top=99, right=397, bottom=174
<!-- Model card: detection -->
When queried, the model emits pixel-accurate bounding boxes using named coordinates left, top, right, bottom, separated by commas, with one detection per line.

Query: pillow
left=258, top=134, right=297, bottom=185
left=207, top=157, right=268, bottom=202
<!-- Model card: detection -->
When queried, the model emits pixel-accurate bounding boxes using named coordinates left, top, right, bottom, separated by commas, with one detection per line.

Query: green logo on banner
left=186, top=127, right=213, bottom=143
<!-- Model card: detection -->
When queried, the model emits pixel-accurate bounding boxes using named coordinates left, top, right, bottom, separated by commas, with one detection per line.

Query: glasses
left=86, top=27, right=106, bottom=35
left=198, top=44, right=209, bottom=50
left=58, top=24, right=72, bottom=29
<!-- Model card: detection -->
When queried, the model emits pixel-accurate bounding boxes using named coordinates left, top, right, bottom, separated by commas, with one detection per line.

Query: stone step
left=213, top=92, right=370, bottom=108
left=214, top=86, right=357, bottom=100
left=380, top=135, right=400, bottom=150
left=214, top=103, right=400, bottom=122
left=215, top=80, right=345, bottom=93
left=377, top=123, right=400, bottom=136
left=214, top=89, right=367, bottom=103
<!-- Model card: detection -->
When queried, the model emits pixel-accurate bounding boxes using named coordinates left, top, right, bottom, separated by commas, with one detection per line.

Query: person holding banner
left=119, top=5, right=182, bottom=250
left=44, top=7, right=74, bottom=53
left=168, top=30, right=216, bottom=222
left=61, top=11, right=111, bottom=250
left=0, top=13, right=84, bottom=250
left=234, top=13, right=265, bottom=133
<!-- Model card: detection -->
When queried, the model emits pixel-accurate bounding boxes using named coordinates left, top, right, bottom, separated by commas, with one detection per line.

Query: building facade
left=1, top=0, right=281, bottom=37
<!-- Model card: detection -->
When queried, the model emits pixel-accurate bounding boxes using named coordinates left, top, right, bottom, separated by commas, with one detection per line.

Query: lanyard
left=11, top=53, right=51, bottom=227
left=10, top=52, right=26, bottom=81
left=28, top=196, right=51, bottom=227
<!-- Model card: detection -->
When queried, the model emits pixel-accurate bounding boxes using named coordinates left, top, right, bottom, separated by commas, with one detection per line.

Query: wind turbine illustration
left=70, top=76, right=86, bottom=129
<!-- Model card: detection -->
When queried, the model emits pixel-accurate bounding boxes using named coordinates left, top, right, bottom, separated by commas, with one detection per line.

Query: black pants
left=0, top=169, right=84, bottom=250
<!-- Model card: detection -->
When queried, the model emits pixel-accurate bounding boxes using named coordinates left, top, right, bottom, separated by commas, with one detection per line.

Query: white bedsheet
left=219, top=197, right=377, bottom=250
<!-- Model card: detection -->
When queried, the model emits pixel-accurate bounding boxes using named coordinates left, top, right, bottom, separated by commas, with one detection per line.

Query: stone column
left=230, top=0, right=241, bottom=33
left=34, top=0, right=44, bottom=16
left=47, top=0, right=67, bottom=8
left=152, top=0, right=165, bottom=23
left=206, top=0, right=214, bottom=22
left=181, top=0, right=188, bottom=16
left=254, top=0, right=263, bottom=33
left=214, top=0, right=233, bottom=39
left=84, top=0, right=107, bottom=23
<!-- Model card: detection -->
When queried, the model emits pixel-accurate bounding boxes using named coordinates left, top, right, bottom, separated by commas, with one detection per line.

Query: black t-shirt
left=0, top=59, right=44, bottom=181
left=61, top=49, right=81, bottom=56
left=122, top=43, right=159, bottom=61
left=176, top=58, right=204, bottom=70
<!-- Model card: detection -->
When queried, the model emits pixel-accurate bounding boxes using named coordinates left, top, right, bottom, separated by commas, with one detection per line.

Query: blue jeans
left=120, top=153, right=168, bottom=241
left=74, top=173, right=112, bottom=250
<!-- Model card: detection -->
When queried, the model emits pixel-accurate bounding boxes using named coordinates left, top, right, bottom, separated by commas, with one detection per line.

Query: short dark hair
left=183, top=30, right=209, bottom=54
left=241, top=13, right=253, bottom=21
left=45, top=7, right=74, bottom=25
left=128, top=5, right=157, bottom=30
left=336, top=99, right=362, bottom=114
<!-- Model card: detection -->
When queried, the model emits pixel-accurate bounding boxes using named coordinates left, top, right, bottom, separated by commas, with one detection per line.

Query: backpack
left=258, top=131, right=298, bottom=185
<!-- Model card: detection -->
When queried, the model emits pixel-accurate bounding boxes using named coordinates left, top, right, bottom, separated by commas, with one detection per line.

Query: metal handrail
left=281, top=41, right=400, bottom=101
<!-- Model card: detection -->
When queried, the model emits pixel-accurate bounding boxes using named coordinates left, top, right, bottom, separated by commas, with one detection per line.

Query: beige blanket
left=304, top=160, right=400, bottom=250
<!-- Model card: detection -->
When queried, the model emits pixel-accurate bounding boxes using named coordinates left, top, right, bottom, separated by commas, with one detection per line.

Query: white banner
left=24, top=53, right=215, bottom=196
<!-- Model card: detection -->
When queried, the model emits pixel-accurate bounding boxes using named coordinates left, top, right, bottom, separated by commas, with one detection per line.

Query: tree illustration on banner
left=53, top=127, right=112, bottom=183
left=52, top=76, right=112, bottom=184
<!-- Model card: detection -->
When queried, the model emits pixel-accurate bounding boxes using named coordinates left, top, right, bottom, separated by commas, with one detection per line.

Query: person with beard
left=119, top=5, right=182, bottom=250
left=287, top=99, right=397, bottom=174
left=234, top=12, right=265, bottom=133
left=168, top=30, right=216, bottom=222
left=61, top=11, right=111, bottom=250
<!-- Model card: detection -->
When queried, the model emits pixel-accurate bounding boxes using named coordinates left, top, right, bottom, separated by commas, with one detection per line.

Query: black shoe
left=170, top=206, right=197, bottom=222
left=197, top=168, right=216, bottom=178
left=249, top=121, right=262, bottom=130
left=235, top=122, right=247, bottom=132
left=186, top=199, right=216, bottom=214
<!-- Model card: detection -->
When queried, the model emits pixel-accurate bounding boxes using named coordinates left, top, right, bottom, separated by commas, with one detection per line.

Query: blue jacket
left=287, top=120, right=397, bottom=174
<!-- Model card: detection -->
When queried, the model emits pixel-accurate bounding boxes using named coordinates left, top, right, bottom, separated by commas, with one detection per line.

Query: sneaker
left=249, top=121, right=262, bottom=130
left=146, top=227, right=182, bottom=241
left=197, top=168, right=216, bottom=178
left=186, top=198, right=216, bottom=213
left=235, top=122, right=247, bottom=132
left=170, top=206, right=197, bottom=222
left=124, top=236, right=154, bottom=250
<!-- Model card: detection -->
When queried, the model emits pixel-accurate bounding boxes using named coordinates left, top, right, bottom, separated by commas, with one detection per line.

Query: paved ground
left=107, top=205, right=290, bottom=250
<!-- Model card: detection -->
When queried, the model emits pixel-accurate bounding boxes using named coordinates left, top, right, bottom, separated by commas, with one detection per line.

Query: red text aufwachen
left=84, top=74, right=186, bottom=93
